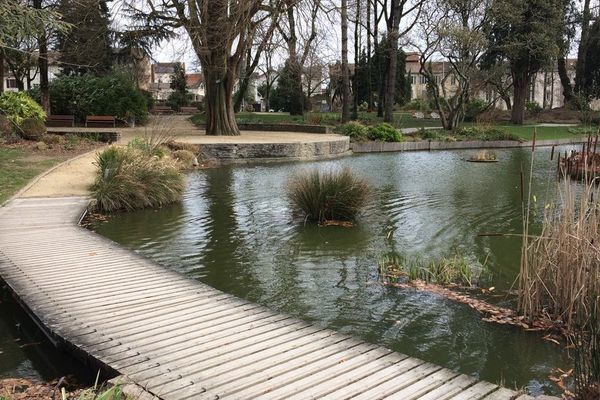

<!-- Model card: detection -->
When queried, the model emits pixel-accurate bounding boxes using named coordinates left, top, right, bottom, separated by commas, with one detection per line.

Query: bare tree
left=128, top=0, right=283, bottom=136
left=413, top=0, right=490, bottom=130
left=341, top=0, right=350, bottom=122
left=383, top=0, right=423, bottom=123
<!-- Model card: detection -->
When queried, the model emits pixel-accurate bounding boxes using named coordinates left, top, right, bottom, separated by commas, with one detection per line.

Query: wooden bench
left=85, top=115, right=116, bottom=128
left=46, top=115, right=75, bottom=127
left=179, top=106, right=198, bottom=114
left=150, top=105, right=174, bottom=115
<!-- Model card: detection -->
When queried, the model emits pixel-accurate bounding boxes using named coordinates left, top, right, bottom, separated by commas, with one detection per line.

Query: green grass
left=190, top=111, right=442, bottom=129
left=495, top=125, right=589, bottom=141
left=0, top=148, right=63, bottom=204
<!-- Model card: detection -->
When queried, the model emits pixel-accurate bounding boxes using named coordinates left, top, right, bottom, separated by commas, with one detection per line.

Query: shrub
left=167, top=91, right=192, bottom=112
left=525, top=101, right=542, bottom=114
left=0, top=92, right=45, bottom=125
left=287, top=167, right=370, bottom=223
left=128, top=136, right=168, bottom=158
left=419, top=129, right=442, bottom=140
left=42, top=134, right=65, bottom=145
left=454, top=126, right=519, bottom=141
left=91, top=146, right=185, bottom=212
left=464, top=99, right=489, bottom=122
left=31, top=71, right=148, bottom=123
left=306, top=112, right=322, bottom=125
left=367, top=123, right=403, bottom=142
left=172, top=149, right=198, bottom=170
left=19, top=118, right=47, bottom=141
left=402, top=98, right=430, bottom=112
left=336, top=121, right=368, bottom=140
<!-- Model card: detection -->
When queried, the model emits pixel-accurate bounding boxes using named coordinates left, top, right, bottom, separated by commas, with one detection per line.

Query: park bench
left=179, top=107, right=198, bottom=114
left=85, top=115, right=116, bottom=128
left=150, top=105, right=174, bottom=115
left=46, top=115, right=75, bottom=127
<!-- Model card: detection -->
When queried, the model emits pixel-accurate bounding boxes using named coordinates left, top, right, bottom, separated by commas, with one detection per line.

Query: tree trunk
left=0, top=51, right=4, bottom=95
left=341, top=0, right=350, bottom=123
left=575, top=0, right=592, bottom=93
left=204, top=70, right=240, bottom=136
left=366, top=0, right=372, bottom=111
left=34, top=0, right=50, bottom=113
left=384, top=0, right=401, bottom=123
left=352, top=0, right=360, bottom=120
left=511, top=69, right=529, bottom=125
left=557, top=56, right=573, bottom=106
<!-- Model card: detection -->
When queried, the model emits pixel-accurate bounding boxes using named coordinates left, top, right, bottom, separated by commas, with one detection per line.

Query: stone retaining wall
left=351, top=138, right=587, bottom=153
left=190, top=137, right=350, bottom=163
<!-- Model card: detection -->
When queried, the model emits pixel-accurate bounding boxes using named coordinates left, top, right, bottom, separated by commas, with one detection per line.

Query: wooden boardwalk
left=0, top=197, right=532, bottom=400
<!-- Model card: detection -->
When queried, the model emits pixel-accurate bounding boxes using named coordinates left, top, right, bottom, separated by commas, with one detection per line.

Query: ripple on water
left=94, top=147, right=580, bottom=395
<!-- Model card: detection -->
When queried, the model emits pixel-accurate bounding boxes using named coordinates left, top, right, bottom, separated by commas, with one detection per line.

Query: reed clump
left=378, top=252, right=485, bottom=287
left=519, top=177, right=600, bottom=396
left=90, top=145, right=185, bottom=212
left=287, top=167, right=370, bottom=223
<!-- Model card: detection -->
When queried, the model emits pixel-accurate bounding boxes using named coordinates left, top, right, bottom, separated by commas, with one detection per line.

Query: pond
left=0, top=290, right=92, bottom=383
left=93, top=146, right=573, bottom=396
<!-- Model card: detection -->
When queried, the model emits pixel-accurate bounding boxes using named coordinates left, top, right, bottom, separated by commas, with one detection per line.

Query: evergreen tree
left=270, top=59, right=305, bottom=115
left=168, top=63, right=190, bottom=111
left=369, top=38, right=409, bottom=109
left=57, top=0, right=113, bottom=75
left=583, top=20, right=600, bottom=99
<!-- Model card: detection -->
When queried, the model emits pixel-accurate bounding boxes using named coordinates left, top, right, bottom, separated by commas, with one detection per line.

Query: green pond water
left=7, top=146, right=574, bottom=393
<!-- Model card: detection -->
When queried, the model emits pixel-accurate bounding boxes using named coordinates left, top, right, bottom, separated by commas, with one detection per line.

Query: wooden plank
left=447, top=381, right=502, bottom=400
left=0, top=197, right=525, bottom=400
left=482, top=388, right=531, bottom=399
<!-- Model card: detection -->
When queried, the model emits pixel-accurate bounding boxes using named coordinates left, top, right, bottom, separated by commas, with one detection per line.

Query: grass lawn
left=190, top=111, right=443, bottom=129
left=0, top=147, right=66, bottom=204
left=498, top=125, right=588, bottom=141
left=0, top=136, right=104, bottom=204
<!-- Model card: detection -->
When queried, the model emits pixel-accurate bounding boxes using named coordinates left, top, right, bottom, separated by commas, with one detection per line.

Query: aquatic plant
left=469, top=150, right=497, bottom=162
left=519, top=144, right=600, bottom=397
left=172, top=149, right=199, bottom=170
left=378, top=252, right=485, bottom=287
left=287, top=167, right=370, bottom=223
left=91, top=146, right=185, bottom=212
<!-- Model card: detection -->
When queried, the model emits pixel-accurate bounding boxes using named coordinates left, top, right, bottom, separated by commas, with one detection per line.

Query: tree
left=488, top=0, right=562, bottom=124
left=168, top=63, right=190, bottom=111
left=57, top=0, right=113, bottom=75
left=129, top=0, right=282, bottom=136
left=341, top=0, right=350, bottom=123
left=383, top=0, right=424, bottom=123
left=582, top=19, right=600, bottom=99
left=0, top=0, right=69, bottom=97
left=415, top=0, right=491, bottom=130
left=270, top=59, right=305, bottom=114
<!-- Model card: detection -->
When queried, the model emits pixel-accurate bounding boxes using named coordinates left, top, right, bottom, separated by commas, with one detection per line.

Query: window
left=420, top=76, right=427, bottom=84
left=411, top=75, right=416, bottom=85
left=5, top=79, right=17, bottom=89
left=451, top=76, right=456, bottom=86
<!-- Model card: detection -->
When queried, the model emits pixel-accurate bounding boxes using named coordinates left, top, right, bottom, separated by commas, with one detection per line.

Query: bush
left=525, top=101, right=542, bottom=114
left=172, top=149, right=198, bottom=170
left=31, top=71, right=148, bottom=123
left=167, top=91, right=192, bottom=112
left=91, top=146, right=185, bottom=212
left=402, top=98, right=431, bottom=112
left=287, top=167, right=370, bottom=223
left=367, top=123, right=403, bottom=142
left=464, top=99, right=489, bottom=122
left=336, top=121, right=368, bottom=140
left=128, top=136, right=168, bottom=158
left=0, top=92, right=45, bottom=126
left=19, top=118, right=47, bottom=141
left=454, top=126, right=519, bottom=141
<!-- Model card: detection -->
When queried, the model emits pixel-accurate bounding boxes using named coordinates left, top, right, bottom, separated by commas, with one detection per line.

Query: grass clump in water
left=287, top=167, right=370, bottom=223
left=378, top=252, right=485, bottom=287
left=90, top=145, right=185, bottom=212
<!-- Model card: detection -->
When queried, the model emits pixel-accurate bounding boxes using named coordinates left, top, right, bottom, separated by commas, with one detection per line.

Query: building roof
left=152, top=62, right=183, bottom=74
left=186, top=73, right=204, bottom=88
